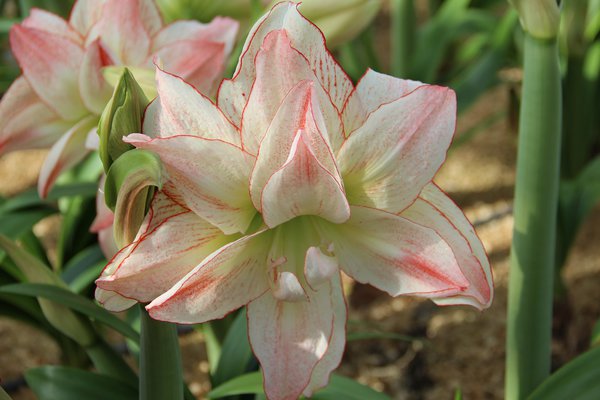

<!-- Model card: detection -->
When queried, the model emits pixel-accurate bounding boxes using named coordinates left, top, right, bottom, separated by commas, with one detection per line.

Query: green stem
left=390, top=0, right=415, bottom=78
left=140, top=306, right=183, bottom=400
left=505, top=33, right=562, bottom=399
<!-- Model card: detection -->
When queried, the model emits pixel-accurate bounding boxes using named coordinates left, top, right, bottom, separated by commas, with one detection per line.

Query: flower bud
left=292, top=0, right=382, bottom=47
left=509, top=0, right=560, bottom=40
left=98, top=68, right=149, bottom=172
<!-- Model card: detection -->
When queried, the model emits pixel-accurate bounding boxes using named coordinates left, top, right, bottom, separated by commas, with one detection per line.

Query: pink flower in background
left=96, top=2, right=493, bottom=399
left=0, top=0, right=238, bottom=197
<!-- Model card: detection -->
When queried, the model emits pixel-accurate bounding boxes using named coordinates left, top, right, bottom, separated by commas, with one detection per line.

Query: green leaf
left=104, top=149, right=163, bottom=246
left=0, top=183, right=97, bottom=215
left=0, top=18, right=20, bottom=34
left=528, top=346, right=600, bottom=400
left=208, top=372, right=264, bottom=398
left=98, top=68, right=149, bottom=171
left=311, top=375, right=390, bottom=400
left=0, top=283, right=139, bottom=342
left=25, top=366, right=137, bottom=400
left=0, top=384, right=13, bottom=400
left=56, top=195, right=97, bottom=269
left=208, top=373, right=390, bottom=400
left=61, top=245, right=105, bottom=293
left=0, top=235, right=96, bottom=346
left=212, top=309, right=254, bottom=386
left=591, top=319, right=600, bottom=347
left=0, top=209, right=56, bottom=239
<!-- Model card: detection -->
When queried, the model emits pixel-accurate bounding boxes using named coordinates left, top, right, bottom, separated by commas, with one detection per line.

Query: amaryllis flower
left=0, top=0, right=238, bottom=197
left=96, top=2, right=493, bottom=399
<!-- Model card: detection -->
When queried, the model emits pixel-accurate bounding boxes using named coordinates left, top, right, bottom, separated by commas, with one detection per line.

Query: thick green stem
left=140, top=307, right=183, bottom=400
left=390, top=0, right=415, bottom=78
left=505, top=34, right=562, bottom=399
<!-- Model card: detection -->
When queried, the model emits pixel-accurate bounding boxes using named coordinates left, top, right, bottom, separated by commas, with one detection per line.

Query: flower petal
left=69, top=0, right=106, bottom=37
left=260, top=129, right=350, bottom=228
left=95, top=287, right=136, bottom=312
left=304, top=246, right=338, bottom=289
left=151, top=17, right=238, bottom=58
left=37, top=116, right=97, bottom=198
left=247, top=275, right=335, bottom=400
left=96, top=190, right=231, bottom=303
left=240, top=29, right=344, bottom=155
left=143, top=67, right=240, bottom=145
left=249, top=80, right=340, bottom=207
left=154, top=39, right=225, bottom=96
left=0, top=77, right=70, bottom=154
left=325, top=206, right=469, bottom=298
left=125, top=134, right=256, bottom=235
left=147, top=229, right=273, bottom=324
left=10, top=24, right=87, bottom=120
left=337, top=85, right=456, bottom=214
left=302, top=273, right=347, bottom=397
left=93, top=0, right=160, bottom=65
left=24, top=8, right=83, bottom=43
left=342, top=69, right=424, bottom=134
left=401, top=183, right=493, bottom=309
left=218, top=2, right=353, bottom=127
left=79, top=39, right=113, bottom=115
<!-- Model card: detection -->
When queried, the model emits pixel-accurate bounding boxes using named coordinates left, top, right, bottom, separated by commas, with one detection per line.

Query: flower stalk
left=139, top=307, right=183, bottom=400
left=390, top=0, right=415, bottom=78
left=505, top=3, right=562, bottom=397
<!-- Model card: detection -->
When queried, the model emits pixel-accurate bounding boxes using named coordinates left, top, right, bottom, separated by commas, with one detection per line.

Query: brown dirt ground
left=1, top=84, right=599, bottom=400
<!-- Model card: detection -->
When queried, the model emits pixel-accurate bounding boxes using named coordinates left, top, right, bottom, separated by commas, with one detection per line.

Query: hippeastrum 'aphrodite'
left=0, top=0, right=238, bottom=197
left=96, top=3, right=493, bottom=399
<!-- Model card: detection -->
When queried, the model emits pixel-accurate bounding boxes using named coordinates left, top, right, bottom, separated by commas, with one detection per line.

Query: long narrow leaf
left=528, top=347, right=600, bottom=400
left=0, top=283, right=139, bottom=342
left=25, top=366, right=137, bottom=400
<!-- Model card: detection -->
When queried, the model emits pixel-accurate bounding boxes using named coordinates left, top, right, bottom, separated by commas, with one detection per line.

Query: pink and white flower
left=96, top=3, right=493, bottom=399
left=0, top=0, right=238, bottom=197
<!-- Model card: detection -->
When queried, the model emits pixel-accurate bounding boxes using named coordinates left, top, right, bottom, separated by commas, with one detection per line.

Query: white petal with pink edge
left=337, top=84, right=456, bottom=214
left=0, top=77, right=71, bottom=154
left=249, top=80, right=340, bottom=208
left=147, top=229, right=273, bottom=324
left=302, top=272, right=347, bottom=397
left=10, top=25, right=87, bottom=121
left=143, top=68, right=240, bottom=145
left=125, top=134, right=256, bottom=235
left=401, top=183, right=493, bottom=309
left=247, top=277, right=335, bottom=400
left=95, top=191, right=231, bottom=303
left=93, top=0, right=158, bottom=65
left=324, top=206, right=469, bottom=298
left=240, top=30, right=344, bottom=154
left=154, top=40, right=225, bottom=96
left=260, top=130, right=350, bottom=228
left=79, top=40, right=113, bottom=115
left=23, top=9, right=83, bottom=43
left=342, top=69, right=424, bottom=134
left=151, top=18, right=238, bottom=58
left=94, top=287, right=136, bottom=312
left=223, top=2, right=352, bottom=124
left=37, top=116, right=97, bottom=198
left=69, top=0, right=106, bottom=37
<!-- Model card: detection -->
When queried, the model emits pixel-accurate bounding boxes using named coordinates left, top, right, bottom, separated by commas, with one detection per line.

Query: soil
left=1, top=84, right=599, bottom=400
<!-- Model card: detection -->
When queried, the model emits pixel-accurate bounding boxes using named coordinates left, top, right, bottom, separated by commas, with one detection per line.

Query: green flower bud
left=509, top=0, right=561, bottom=40
left=290, top=0, right=382, bottom=47
left=98, top=68, right=150, bottom=172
